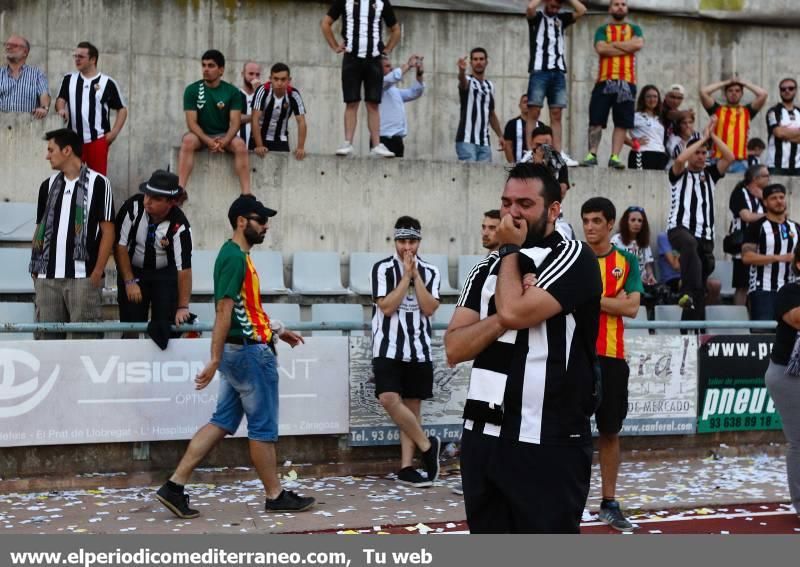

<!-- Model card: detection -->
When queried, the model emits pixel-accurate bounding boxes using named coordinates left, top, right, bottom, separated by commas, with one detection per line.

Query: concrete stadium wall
left=1, top=0, right=798, bottom=196
left=4, top=112, right=800, bottom=269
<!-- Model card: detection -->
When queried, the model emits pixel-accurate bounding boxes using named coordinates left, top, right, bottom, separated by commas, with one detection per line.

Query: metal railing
left=0, top=319, right=778, bottom=334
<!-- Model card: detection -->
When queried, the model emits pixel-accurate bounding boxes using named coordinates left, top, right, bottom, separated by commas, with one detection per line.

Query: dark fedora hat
left=139, top=170, right=183, bottom=198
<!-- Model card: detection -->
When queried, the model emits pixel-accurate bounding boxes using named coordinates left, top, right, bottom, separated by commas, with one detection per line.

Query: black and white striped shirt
left=371, top=254, right=440, bottom=362
left=503, top=117, right=528, bottom=162
left=0, top=64, right=49, bottom=112
left=729, top=185, right=764, bottom=260
left=745, top=217, right=800, bottom=293
left=327, top=0, right=398, bottom=59
left=115, top=194, right=192, bottom=272
left=57, top=72, right=126, bottom=143
left=253, top=84, right=306, bottom=147
left=238, top=88, right=256, bottom=150
left=667, top=164, right=724, bottom=240
left=766, top=103, right=800, bottom=172
left=527, top=10, right=576, bottom=73
left=456, top=76, right=495, bottom=146
left=457, top=234, right=601, bottom=446
left=34, top=170, right=114, bottom=279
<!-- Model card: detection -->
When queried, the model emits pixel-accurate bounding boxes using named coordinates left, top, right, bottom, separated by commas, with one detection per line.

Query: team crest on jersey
left=217, top=101, right=225, bottom=109
left=94, top=83, right=100, bottom=91
left=612, top=266, right=624, bottom=279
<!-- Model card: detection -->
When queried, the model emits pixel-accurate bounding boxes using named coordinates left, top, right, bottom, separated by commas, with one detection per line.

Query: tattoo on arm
left=741, top=243, right=757, bottom=255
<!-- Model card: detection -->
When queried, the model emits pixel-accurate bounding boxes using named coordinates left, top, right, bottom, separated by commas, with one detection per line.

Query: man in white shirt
left=379, top=54, right=425, bottom=158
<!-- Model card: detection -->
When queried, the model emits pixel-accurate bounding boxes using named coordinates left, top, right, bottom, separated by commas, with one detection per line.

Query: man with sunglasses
left=742, top=184, right=800, bottom=323
left=766, top=78, right=800, bottom=175
left=156, top=195, right=315, bottom=519
left=1, top=34, right=50, bottom=117
left=114, top=170, right=193, bottom=339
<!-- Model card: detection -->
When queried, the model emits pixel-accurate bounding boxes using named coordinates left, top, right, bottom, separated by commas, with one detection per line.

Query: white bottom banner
left=0, top=338, right=349, bottom=447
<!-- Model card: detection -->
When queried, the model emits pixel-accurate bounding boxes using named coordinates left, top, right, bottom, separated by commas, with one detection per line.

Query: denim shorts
left=455, top=142, right=492, bottom=162
left=209, top=342, right=279, bottom=442
left=527, top=70, right=568, bottom=108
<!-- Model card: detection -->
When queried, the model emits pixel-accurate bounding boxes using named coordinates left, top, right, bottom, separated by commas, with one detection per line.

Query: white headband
left=394, top=228, right=421, bottom=240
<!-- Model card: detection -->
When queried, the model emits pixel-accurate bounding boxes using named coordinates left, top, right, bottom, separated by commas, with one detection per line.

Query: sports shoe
left=451, top=484, right=464, bottom=495
left=155, top=482, right=200, bottom=519
left=264, top=489, right=316, bottom=512
left=397, top=466, right=433, bottom=488
left=608, top=155, right=626, bottom=170
left=678, top=294, right=695, bottom=310
left=561, top=152, right=579, bottom=167
left=335, top=142, right=354, bottom=156
left=370, top=143, right=395, bottom=158
left=422, top=435, right=441, bottom=482
left=598, top=500, right=635, bottom=532
left=581, top=153, right=598, bottom=166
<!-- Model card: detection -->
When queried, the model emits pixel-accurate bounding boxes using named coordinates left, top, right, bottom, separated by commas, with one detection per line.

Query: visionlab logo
left=0, top=348, right=60, bottom=418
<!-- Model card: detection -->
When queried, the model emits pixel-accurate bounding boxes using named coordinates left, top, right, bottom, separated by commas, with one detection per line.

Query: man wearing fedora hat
left=156, top=195, right=316, bottom=518
left=114, top=170, right=193, bottom=336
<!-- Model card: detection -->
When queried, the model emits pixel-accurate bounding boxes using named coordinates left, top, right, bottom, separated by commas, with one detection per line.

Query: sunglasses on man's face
left=780, top=86, right=796, bottom=93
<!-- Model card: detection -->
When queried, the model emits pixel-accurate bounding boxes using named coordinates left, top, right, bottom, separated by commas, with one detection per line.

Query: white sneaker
left=561, top=152, right=579, bottom=167
left=335, top=142, right=353, bottom=156
left=370, top=143, right=395, bottom=158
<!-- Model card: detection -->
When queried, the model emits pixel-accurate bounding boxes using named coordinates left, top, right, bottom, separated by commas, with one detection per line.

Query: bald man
left=238, top=60, right=263, bottom=149
left=1, top=34, right=50, bottom=118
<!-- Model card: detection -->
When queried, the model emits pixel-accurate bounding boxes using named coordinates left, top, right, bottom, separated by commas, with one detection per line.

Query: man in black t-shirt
left=446, top=162, right=601, bottom=533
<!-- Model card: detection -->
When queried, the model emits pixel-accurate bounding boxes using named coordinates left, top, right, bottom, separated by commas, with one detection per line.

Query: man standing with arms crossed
left=446, top=163, right=602, bottom=533
left=371, top=216, right=442, bottom=487
left=581, top=196, right=642, bottom=531
left=156, top=195, right=315, bottom=518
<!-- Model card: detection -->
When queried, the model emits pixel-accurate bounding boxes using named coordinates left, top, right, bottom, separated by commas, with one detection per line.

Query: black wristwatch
left=498, top=244, right=521, bottom=258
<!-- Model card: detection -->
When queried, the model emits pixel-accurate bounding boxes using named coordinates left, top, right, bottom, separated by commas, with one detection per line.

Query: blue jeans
left=209, top=342, right=279, bottom=442
left=527, top=70, right=568, bottom=108
left=749, top=290, right=778, bottom=321
left=456, top=142, right=492, bottom=162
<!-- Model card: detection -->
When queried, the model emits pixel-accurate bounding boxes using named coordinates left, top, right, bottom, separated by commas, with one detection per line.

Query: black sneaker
left=155, top=483, right=200, bottom=519
left=396, top=467, right=432, bottom=488
left=422, top=435, right=441, bottom=482
left=264, top=489, right=316, bottom=512
left=598, top=500, right=635, bottom=532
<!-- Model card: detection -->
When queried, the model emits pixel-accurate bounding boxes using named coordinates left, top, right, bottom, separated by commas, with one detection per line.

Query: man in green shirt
left=156, top=195, right=315, bottom=518
left=178, top=50, right=251, bottom=200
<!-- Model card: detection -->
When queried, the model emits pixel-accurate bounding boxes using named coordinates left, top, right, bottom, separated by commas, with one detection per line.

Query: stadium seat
left=432, top=303, right=457, bottom=336
left=191, top=250, right=218, bottom=294
left=625, top=305, right=651, bottom=337
left=0, top=302, right=35, bottom=340
left=250, top=251, right=291, bottom=294
left=654, top=305, right=683, bottom=335
left=705, top=305, right=749, bottom=335
left=422, top=254, right=459, bottom=296
left=265, top=303, right=301, bottom=325
left=457, top=254, right=486, bottom=290
left=349, top=252, right=387, bottom=295
left=310, top=303, right=364, bottom=336
left=711, top=259, right=734, bottom=300
left=292, top=252, right=350, bottom=295
left=0, top=202, right=36, bottom=242
left=0, top=249, right=35, bottom=293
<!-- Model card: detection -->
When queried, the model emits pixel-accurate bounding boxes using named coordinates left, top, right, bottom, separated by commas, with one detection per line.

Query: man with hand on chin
left=156, top=195, right=315, bottom=519
left=446, top=162, right=601, bottom=533
left=371, top=216, right=442, bottom=488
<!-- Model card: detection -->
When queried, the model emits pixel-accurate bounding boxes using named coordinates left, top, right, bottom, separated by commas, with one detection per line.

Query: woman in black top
left=765, top=242, right=800, bottom=519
